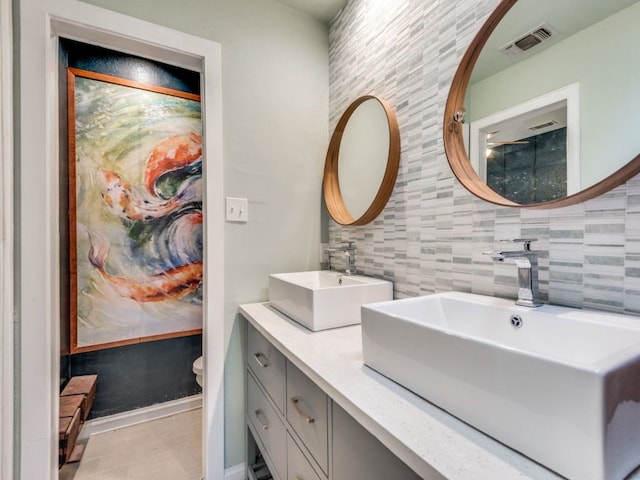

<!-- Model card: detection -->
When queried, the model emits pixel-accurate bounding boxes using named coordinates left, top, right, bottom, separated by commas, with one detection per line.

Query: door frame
left=1, top=0, right=14, bottom=477
left=17, top=1, right=224, bottom=478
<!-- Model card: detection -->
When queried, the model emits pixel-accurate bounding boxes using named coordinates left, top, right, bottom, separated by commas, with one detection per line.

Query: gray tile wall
left=328, top=0, right=640, bottom=316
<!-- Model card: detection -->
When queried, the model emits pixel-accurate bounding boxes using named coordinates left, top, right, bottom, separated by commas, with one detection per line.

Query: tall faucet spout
left=484, top=239, right=543, bottom=307
left=325, top=241, right=356, bottom=275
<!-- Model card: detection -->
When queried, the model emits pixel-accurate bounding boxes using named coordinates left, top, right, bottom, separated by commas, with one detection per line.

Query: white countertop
left=239, top=302, right=591, bottom=480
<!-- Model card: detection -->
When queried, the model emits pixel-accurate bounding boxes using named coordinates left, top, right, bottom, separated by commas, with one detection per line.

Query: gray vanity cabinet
left=332, top=402, right=421, bottom=480
left=246, top=322, right=422, bottom=480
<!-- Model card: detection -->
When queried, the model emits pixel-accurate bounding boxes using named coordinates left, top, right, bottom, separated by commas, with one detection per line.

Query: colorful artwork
left=68, top=68, right=203, bottom=353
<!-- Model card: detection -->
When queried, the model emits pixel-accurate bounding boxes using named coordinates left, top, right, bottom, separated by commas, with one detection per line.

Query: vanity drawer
left=287, top=433, right=322, bottom=480
left=286, top=362, right=329, bottom=475
left=248, top=324, right=286, bottom=414
left=247, top=372, right=286, bottom=480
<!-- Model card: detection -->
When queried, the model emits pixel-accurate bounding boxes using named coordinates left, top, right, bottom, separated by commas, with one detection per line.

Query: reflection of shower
left=485, top=130, right=529, bottom=158
left=482, top=107, right=565, bottom=148
left=485, top=127, right=568, bottom=204
left=469, top=82, right=580, bottom=203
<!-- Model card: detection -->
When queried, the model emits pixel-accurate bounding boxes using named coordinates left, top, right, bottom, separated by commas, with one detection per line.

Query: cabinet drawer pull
left=253, top=352, right=270, bottom=368
left=254, top=409, right=269, bottom=430
left=290, top=397, right=315, bottom=424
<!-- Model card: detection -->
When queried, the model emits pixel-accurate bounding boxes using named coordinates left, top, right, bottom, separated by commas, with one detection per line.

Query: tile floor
left=59, top=408, right=202, bottom=480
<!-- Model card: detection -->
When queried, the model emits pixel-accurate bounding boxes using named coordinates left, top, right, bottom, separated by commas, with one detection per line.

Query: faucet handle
left=499, top=238, right=537, bottom=251
left=342, top=241, right=355, bottom=249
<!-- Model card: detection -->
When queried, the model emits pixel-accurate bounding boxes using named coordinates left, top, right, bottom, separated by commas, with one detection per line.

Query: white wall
left=77, top=0, right=330, bottom=468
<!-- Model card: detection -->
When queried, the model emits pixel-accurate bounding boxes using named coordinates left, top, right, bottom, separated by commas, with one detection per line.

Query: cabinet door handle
left=290, top=396, right=315, bottom=424
left=253, top=352, right=270, bottom=368
left=254, top=409, right=269, bottom=430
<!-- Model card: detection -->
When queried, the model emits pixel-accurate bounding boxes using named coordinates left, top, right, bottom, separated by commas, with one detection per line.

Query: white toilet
left=193, top=356, right=204, bottom=387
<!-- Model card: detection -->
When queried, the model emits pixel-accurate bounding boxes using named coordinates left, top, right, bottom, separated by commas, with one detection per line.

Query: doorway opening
left=17, top=3, right=223, bottom=478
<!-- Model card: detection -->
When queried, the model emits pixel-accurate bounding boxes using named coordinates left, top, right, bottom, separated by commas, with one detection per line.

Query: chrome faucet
left=325, top=241, right=356, bottom=275
left=485, top=238, right=543, bottom=307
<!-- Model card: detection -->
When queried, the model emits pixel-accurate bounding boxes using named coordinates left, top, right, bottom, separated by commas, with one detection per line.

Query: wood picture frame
left=68, top=67, right=203, bottom=353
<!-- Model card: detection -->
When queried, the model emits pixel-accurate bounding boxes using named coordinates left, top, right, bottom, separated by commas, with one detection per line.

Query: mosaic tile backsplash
left=327, top=0, right=640, bottom=316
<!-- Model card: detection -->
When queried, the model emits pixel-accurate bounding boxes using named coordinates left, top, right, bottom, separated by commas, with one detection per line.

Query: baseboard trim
left=224, top=463, right=246, bottom=480
left=80, top=394, right=203, bottom=441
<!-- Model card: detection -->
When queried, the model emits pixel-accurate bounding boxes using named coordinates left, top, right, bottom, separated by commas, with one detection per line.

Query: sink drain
left=510, top=314, right=523, bottom=328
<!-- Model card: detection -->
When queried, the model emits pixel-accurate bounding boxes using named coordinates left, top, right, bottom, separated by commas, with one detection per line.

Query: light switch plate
left=226, top=197, right=248, bottom=223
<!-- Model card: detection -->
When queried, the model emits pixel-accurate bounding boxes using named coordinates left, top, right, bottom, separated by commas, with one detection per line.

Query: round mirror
left=323, top=95, right=400, bottom=225
left=444, top=0, right=640, bottom=208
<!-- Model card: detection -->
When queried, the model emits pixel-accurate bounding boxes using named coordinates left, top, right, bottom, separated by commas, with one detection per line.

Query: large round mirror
left=324, top=95, right=400, bottom=225
left=444, top=0, right=640, bottom=208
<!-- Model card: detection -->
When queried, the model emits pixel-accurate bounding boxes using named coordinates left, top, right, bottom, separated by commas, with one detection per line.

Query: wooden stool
left=59, top=375, right=97, bottom=467
left=59, top=395, right=84, bottom=467
left=61, top=374, right=97, bottom=421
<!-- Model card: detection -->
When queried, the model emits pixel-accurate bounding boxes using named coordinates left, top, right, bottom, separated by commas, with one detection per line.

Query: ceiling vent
left=529, top=120, right=558, bottom=131
left=500, top=23, right=559, bottom=57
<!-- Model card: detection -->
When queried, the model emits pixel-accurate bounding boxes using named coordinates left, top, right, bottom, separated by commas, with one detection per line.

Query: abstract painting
left=68, top=67, right=203, bottom=353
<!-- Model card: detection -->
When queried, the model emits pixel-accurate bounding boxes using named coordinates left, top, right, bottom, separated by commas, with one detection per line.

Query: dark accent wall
left=60, top=38, right=202, bottom=417
left=61, top=38, right=200, bottom=93
left=71, top=334, right=202, bottom=419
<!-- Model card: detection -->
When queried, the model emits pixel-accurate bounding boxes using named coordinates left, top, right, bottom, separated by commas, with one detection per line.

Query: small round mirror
left=323, top=95, right=400, bottom=225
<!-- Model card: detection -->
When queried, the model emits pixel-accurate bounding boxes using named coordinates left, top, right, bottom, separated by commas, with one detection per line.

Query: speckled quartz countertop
left=239, top=302, right=638, bottom=480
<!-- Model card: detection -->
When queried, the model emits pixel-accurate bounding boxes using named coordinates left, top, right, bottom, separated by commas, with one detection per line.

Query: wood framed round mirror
left=443, top=0, right=640, bottom=209
left=323, top=95, right=400, bottom=225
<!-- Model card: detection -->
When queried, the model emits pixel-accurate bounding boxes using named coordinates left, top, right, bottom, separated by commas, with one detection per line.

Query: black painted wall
left=60, top=39, right=203, bottom=418
left=71, top=334, right=202, bottom=419
left=62, top=38, right=200, bottom=94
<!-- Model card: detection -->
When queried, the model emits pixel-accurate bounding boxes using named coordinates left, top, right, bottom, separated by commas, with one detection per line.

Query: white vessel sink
left=361, top=291, right=640, bottom=480
left=268, top=270, right=392, bottom=331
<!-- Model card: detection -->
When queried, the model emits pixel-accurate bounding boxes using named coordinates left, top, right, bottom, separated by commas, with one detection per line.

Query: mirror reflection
left=338, top=98, right=390, bottom=219
left=460, top=0, right=640, bottom=206
left=470, top=86, right=574, bottom=204
left=323, top=95, right=399, bottom=226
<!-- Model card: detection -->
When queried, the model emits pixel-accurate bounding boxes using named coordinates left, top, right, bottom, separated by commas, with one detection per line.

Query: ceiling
left=272, top=0, right=348, bottom=22
left=471, top=0, right=638, bottom=83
